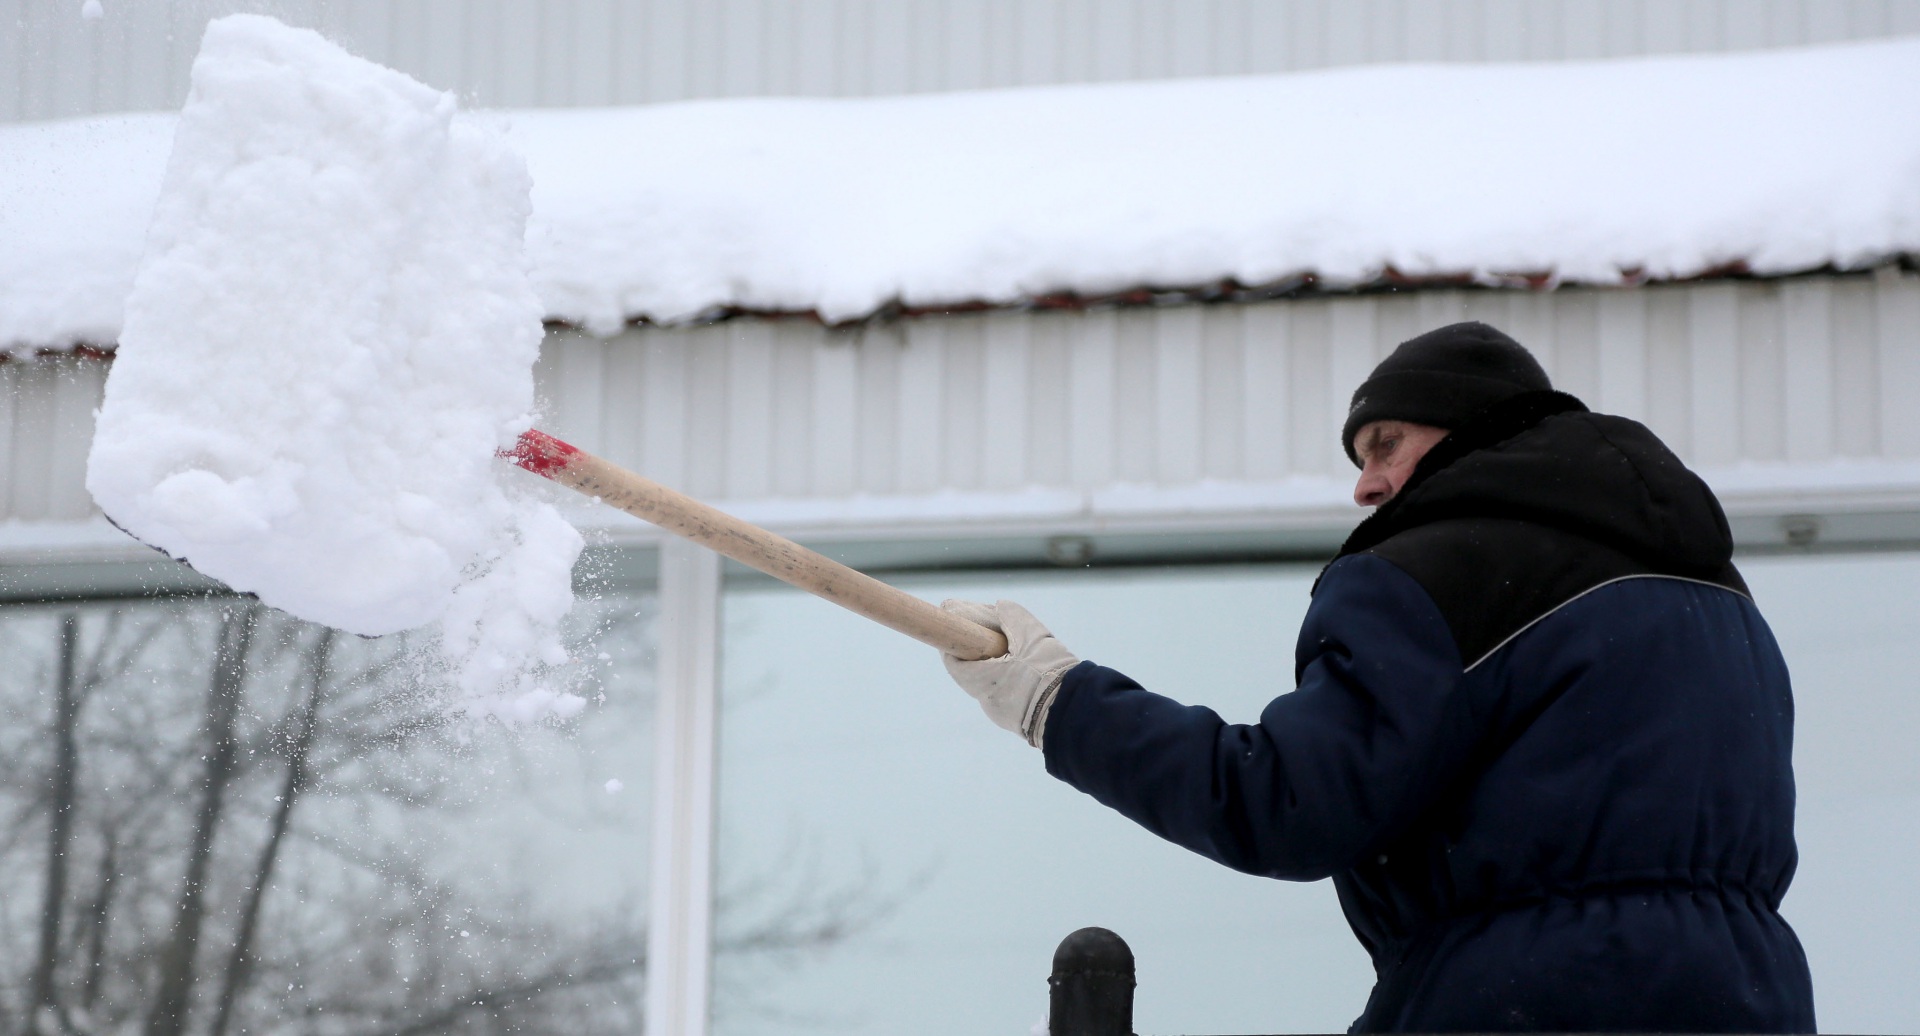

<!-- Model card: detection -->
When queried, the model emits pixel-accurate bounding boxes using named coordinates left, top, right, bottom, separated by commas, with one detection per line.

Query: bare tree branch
left=144, top=604, right=258, bottom=1036
left=0, top=595, right=885, bottom=1036
left=209, top=627, right=334, bottom=1036
left=29, top=612, right=81, bottom=1036
left=77, top=838, right=117, bottom=1012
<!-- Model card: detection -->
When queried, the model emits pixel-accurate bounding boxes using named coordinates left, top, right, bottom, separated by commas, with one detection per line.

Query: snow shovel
left=507, top=429, right=1009, bottom=661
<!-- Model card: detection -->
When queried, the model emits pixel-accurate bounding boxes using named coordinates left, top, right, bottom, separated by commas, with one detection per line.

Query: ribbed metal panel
left=5, top=0, right=1917, bottom=123
left=0, top=353, right=105, bottom=523
left=7, top=272, right=1919, bottom=552
left=530, top=272, right=1920, bottom=513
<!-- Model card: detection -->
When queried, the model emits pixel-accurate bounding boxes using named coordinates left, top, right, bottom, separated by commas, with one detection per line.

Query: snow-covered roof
left=3, top=36, right=1917, bottom=348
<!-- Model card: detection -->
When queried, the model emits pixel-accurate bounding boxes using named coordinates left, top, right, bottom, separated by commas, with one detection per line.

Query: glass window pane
left=1743, top=551, right=1920, bottom=1034
left=715, top=556, right=1920, bottom=1035
left=714, top=565, right=1372, bottom=1036
left=0, top=570, right=656, bottom=1034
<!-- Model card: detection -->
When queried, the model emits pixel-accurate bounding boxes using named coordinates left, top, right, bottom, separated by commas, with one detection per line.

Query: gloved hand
left=940, top=599, right=1081, bottom=749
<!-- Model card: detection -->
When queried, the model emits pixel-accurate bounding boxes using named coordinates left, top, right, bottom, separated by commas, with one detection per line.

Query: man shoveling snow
left=942, top=322, right=1815, bottom=1032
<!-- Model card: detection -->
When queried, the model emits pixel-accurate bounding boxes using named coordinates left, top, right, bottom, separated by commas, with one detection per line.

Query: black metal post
left=1049, top=926, right=1135, bottom=1036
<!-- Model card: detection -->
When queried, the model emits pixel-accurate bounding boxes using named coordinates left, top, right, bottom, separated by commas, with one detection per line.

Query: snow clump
left=86, top=14, right=584, bottom=720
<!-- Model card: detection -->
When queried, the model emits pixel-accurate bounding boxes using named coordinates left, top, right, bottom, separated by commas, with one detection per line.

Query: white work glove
left=940, top=599, right=1081, bottom=749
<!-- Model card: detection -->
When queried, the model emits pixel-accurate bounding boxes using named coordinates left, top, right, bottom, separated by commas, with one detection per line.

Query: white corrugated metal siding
left=5, top=0, right=1917, bottom=122
left=529, top=271, right=1920, bottom=551
left=10, top=273, right=1918, bottom=539
left=535, top=274, right=1920, bottom=493
left=6, top=272, right=1920, bottom=578
left=0, top=353, right=103, bottom=523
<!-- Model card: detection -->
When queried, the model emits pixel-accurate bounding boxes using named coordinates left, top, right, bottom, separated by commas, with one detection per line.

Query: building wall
left=530, top=273, right=1920, bottom=553
left=542, top=275, right=1920, bottom=501
left=4, top=0, right=1917, bottom=123
left=13, top=272, right=1918, bottom=559
left=0, top=351, right=99, bottom=524
left=7, top=0, right=1920, bottom=570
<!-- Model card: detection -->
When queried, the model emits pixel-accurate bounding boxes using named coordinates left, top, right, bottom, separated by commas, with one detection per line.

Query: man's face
left=1352, top=420, right=1450, bottom=507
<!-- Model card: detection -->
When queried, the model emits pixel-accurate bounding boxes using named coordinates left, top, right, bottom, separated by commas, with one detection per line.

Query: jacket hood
left=1335, top=391, right=1737, bottom=581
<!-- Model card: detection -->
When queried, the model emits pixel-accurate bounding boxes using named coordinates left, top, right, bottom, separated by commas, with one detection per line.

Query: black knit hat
left=1341, top=321, right=1551, bottom=467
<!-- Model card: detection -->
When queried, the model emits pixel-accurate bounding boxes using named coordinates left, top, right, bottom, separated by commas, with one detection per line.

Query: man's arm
left=1041, top=554, right=1472, bottom=881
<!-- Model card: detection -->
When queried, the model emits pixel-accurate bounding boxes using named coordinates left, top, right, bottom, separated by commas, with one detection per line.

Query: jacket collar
left=1334, top=390, right=1589, bottom=561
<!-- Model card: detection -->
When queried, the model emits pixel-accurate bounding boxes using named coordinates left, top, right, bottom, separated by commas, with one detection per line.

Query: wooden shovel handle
left=508, top=430, right=1009, bottom=661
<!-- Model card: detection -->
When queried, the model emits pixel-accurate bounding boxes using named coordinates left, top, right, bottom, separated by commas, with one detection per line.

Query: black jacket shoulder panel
left=1365, top=518, right=1657, bottom=669
left=1333, top=392, right=1748, bottom=663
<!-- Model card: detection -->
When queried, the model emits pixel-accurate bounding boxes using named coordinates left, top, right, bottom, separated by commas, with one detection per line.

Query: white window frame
left=644, top=540, right=723, bottom=1036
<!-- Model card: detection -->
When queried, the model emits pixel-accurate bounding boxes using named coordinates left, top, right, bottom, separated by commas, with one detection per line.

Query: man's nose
left=1354, top=471, right=1391, bottom=507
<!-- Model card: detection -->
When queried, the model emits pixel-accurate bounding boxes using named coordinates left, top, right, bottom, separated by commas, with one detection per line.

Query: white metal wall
left=10, top=273, right=1918, bottom=543
left=531, top=271, right=1920, bottom=548
left=8, top=272, right=1919, bottom=535
left=4, top=0, right=1917, bottom=123
left=0, top=353, right=101, bottom=524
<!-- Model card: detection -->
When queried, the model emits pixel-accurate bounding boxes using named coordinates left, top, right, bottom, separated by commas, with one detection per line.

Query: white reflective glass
left=1744, top=551, right=1920, bottom=1034
left=714, top=565, right=1371, bottom=1035
left=714, top=555, right=1920, bottom=1035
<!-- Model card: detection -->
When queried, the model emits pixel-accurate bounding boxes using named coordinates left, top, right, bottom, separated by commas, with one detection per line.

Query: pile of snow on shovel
left=86, top=15, right=585, bottom=722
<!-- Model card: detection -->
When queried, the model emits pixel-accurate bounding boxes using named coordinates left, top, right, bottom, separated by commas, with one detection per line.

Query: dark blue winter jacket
left=1042, top=393, right=1815, bottom=1032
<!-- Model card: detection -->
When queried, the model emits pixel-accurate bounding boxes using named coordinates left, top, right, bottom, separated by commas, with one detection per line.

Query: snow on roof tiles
left=3, top=36, right=1917, bottom=348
